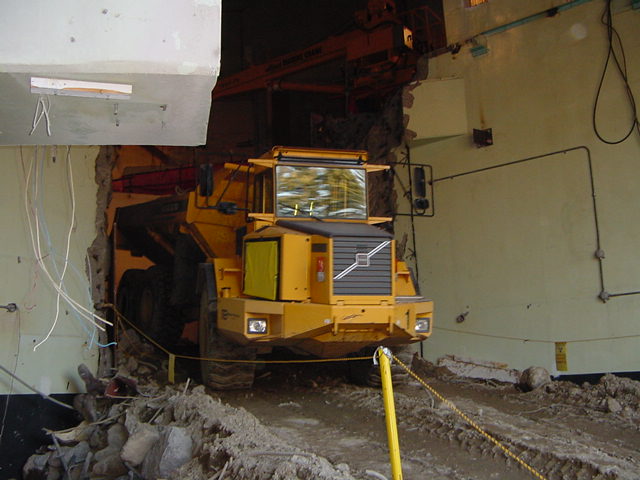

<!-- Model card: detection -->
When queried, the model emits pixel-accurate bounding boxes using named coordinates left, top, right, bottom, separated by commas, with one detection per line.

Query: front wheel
left=348, top=347, right=381, bottom=387
left=199, top=288, right=256, bottom=390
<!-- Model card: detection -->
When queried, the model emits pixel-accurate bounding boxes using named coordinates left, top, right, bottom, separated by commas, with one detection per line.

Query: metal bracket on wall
left=0, top=303, right=17, bottom=312
left=470, top=44, right=489, bottom=57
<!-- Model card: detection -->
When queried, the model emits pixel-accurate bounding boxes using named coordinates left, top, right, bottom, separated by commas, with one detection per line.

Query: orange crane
left=212, top=0, right=444, bottom=103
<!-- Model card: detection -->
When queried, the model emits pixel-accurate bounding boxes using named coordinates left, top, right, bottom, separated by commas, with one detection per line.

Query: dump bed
left=115, top=194, right=189, bottom=265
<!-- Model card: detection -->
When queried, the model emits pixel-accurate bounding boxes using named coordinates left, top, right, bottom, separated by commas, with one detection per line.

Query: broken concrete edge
left=437, top=354, right=522, bottom=385
left=91, top=145, right=117, bottom=379
left=412, top=353, right=551, bottom=390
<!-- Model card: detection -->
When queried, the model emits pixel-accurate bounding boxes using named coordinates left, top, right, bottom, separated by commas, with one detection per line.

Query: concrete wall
left=0, top=0, right=222, bottom=145
left=0, top=146, right=101, bottom=395
left=398, top=0, right=640, bottom=375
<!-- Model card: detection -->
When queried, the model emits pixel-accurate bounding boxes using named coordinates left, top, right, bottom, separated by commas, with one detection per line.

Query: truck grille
left=332, top=236, right=392, bottom=295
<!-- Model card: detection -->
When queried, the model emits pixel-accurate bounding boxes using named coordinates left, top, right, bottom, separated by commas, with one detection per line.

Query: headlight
left=247, top=318, right=267, bottom=334
left=415, top=317, right=431, bottom=333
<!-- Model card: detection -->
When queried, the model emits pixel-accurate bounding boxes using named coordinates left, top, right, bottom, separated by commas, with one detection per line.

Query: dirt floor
left=22, top=336, right=640, bottom=480
left=212, top=360, right=640, bottom=480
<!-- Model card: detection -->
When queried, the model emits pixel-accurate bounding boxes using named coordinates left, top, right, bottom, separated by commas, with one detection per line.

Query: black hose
left=592, top=0, right=640, bottom=145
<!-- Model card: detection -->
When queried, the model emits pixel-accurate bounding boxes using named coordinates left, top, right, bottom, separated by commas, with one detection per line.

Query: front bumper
left=216, top=297, right=433, bottom=357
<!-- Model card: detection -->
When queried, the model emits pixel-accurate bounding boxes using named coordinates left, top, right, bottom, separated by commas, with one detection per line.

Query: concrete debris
left=116, top=328, right=154, bottom=357
left=22, top=347, right=640, bottom=480
left=78, top=363, right=108, bottom=395
left=437, top=355, right=521, bottom=384
left=22, top=451, right=51, bottom=479
left=74, top=393, right=98, bottom=422
left=107, top=423, right=128, bottom=451
left=46, top=421, right=93, bottom=445
left=606, top=396, right=623, bottom=414
left=120, top=423, right=160, bottom=466
left=23, top=441, right=91, bottom=480
left=92, top=449, right=128, bottom=477
left=413, top=354, right=640, bottom=422
left=311, top=91, right=403, bottom=220
left=141, top=426, right=192, bottom=479
left=537, top=372, right=640, bottom=421
left=23, top=366, right=357, bottom=480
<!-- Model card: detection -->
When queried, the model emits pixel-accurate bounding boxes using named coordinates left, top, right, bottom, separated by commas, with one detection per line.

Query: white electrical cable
left=25, top=149, right=110, bottom=331
left=20, top=146, right=112, bottom=351
left=30, top=151, right=112, bottom=348
left=33, top=147, right=76, bottom=351
left=28, top=96, right=52, bottom=136
left=22, top=147, right=112, bottom=351
left=28, top=148, right=111, bottom=328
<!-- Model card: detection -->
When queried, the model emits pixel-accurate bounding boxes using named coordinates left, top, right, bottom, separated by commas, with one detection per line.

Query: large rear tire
left=199, top=288, right=256, bottom=390
left=116, top=269, right=146, bottom=326
left=135, top=265, right=183, bottom=348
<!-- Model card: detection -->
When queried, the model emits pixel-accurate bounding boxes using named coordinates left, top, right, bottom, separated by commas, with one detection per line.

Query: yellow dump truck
left=115, top=147, right=433, bottom=389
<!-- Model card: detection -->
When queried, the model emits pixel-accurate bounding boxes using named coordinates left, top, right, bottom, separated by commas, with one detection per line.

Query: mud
left=216, top=357, right=640, bottom=480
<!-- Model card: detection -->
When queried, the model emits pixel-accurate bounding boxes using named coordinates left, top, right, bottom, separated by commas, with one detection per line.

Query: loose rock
left=92, top=450, right=128, bottom=477
left=121, top=423, right=160, bottom=466
left=141, top=426, right=192, bottom=479
left=106, top=423, right=128, bottom=451
left=520, top=366, right=551, bottom=391
left=607, top=396, right=622, bottom=414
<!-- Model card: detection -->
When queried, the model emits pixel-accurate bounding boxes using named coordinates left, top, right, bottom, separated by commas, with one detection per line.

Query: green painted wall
left=397, top=0, right=640, bottom=375
left=0, top=146, right=101, bottom=395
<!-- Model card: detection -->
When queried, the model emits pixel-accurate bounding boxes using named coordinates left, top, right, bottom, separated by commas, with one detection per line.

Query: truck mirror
left=413, top=166, right=427, bottom=199
left=198, top=164, right=214, bottom=197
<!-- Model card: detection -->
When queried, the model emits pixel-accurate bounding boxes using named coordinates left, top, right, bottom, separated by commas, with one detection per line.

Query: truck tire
left=348, top=347, right=381, bottom=387
left=116, top=269, right=146, bottom=326
left=348, top=347, right=409, bottom=387
left=199, top=288, right=256, bottom=390
left=136, top=265, right=183, bottom=348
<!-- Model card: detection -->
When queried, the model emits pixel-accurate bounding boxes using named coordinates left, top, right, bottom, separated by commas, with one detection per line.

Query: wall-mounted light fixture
left=30, top=77, right=132, bottom=100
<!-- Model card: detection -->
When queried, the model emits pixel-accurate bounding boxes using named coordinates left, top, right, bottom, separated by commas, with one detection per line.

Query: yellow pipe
left=377, top=347, right=403, bottom=480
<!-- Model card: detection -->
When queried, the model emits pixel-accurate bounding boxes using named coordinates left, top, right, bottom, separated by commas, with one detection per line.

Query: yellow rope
left=106, top=303, right=371, bottom=364
left=391, top=354, right=548, bottom=480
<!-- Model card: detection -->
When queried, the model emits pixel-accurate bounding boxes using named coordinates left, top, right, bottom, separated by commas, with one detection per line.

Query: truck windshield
left=275, top=165, right=367, bottom=219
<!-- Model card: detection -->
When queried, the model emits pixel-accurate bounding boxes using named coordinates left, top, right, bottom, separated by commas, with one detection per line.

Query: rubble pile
left=22, top=334, right=640, bottom=479
left=537, top=373, right=640, bottom=421
left=412, top=354, right=640, bottom=424
left=22, top=331, right=357, bottom=480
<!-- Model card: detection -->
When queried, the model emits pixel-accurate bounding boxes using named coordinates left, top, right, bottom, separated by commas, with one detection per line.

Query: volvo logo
left=333, top=240, right=390, bottom=280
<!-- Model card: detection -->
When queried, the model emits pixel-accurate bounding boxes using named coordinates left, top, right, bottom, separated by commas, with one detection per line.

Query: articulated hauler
left=115, top=147, right=433, bottom=389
